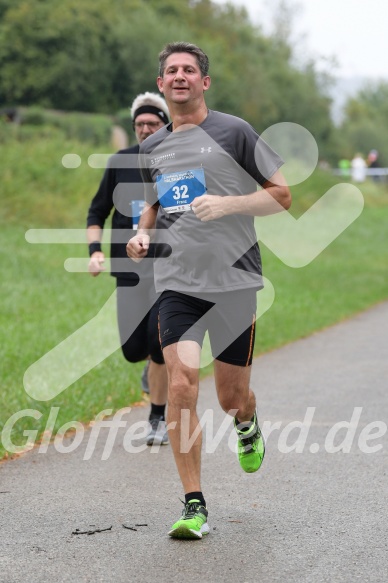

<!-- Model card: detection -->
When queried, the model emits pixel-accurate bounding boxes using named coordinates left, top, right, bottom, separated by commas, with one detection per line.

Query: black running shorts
left=158, top=289, right=257, bottom=366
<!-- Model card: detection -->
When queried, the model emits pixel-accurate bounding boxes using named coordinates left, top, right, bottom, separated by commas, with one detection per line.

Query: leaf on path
left=122, top=522, right=148, bottom=530
left=72, top=525, right=112, bottom=535
left=122, top=524, right=137, bottom=531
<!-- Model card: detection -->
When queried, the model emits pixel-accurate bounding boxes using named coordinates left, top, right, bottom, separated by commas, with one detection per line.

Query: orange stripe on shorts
left=245, top=313, right=256, bottom=367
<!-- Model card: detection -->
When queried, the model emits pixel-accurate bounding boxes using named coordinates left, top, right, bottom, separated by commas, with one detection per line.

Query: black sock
left=185, top=491, right=206, bottom=507
left=150, top=403, right=166, bottom=419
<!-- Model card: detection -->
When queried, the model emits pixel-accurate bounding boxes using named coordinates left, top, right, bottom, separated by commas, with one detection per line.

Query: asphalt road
left=1, top=302, right=387, bottom=583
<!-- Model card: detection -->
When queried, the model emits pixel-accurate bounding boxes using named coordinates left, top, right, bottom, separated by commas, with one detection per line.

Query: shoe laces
left=239, top=427, right=260, bottom=444
left=180, top=499, right=203, bottom=519
left=238, top=424, right=262, bottom=453
left=149, top=416, right=164, bottom=430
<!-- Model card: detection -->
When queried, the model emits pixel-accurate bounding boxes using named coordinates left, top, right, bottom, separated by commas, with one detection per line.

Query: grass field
left=1, top=133, right=388, bottom=459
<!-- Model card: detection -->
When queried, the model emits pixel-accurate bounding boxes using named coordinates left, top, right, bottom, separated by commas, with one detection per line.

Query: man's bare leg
left=214, top=360, right=264, bottom=473
left=213, top=360, right=256, bottom=421
left=163, top=340, right=202, bottom=493
left=148, top=360, right=168, bottom=405
left=163, top=340, right=209, bottom=539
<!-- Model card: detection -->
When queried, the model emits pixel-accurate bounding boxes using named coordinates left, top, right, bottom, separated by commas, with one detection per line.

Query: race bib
left=156, top=168, right=207, bottom=213
left=131, top=200, right=146, bottom=230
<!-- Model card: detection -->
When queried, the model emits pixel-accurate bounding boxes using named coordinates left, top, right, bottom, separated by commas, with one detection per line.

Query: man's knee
left=168, top=378, right=197, bottom=409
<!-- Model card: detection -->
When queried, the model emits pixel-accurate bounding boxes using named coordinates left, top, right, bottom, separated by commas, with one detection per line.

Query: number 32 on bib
left=156, top=168, right=207, bottom=214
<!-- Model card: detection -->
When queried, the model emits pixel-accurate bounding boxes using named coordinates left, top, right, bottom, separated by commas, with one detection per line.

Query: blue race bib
left=156, top=168, right=207, bottom=213
left=131, top=200, right=146, bottom=230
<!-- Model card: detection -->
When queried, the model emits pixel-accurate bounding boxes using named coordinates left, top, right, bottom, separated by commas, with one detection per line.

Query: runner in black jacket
left=86, top=92, right=170, bottom=446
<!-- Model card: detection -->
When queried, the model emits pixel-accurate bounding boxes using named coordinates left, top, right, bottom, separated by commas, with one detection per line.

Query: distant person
left=367, top=149, right=380, bottom=182
left=86, top=92, right=170, bottom=446
left=351, top=153, right=367, bottom=183
left=367, top=149, right=379, bottom=167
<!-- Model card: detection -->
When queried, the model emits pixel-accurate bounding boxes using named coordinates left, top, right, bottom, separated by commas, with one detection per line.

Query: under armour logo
left=201, top=147, right=212, bottom=153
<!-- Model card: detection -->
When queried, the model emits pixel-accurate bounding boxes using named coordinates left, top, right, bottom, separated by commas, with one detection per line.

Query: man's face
left=134, top=113, right=165, bottom=143
left=157, top=53, right=210, bottom=105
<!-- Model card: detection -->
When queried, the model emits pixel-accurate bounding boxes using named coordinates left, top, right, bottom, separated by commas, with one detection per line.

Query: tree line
left=0, top=0, right=386, bottom=165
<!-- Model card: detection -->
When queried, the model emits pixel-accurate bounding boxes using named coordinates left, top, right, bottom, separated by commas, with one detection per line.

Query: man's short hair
left=158, top=42, right=209, bottom=78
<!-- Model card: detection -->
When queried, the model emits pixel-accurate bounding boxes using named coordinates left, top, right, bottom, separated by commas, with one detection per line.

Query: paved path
left=1, top=303, right=387, bottom=582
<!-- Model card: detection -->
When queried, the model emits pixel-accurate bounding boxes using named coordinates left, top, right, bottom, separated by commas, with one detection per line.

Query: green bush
left=19, top=106, right=47, bottom=126
left=7, top=107, right=114, bottom=145
left=18, top=125, right=66, bottom=142
left=46, top=111, right=113, bottom=145
left=114, top=108, right=133, bottom=135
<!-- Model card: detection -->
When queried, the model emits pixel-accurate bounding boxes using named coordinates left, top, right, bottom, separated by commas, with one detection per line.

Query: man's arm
left=86, top=161, right=117, bottom=275
left=191, top=169, right=291, bottom=222
left=126, top=203, right=158, bottom=261
left=87, top=225, right=106, bottom=276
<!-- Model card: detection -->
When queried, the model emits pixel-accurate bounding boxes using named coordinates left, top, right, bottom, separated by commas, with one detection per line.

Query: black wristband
left=88, top=241, right=102, bottom=256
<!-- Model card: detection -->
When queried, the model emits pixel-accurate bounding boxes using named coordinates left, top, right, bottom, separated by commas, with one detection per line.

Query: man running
left=127, top=43, right=291, bottom=537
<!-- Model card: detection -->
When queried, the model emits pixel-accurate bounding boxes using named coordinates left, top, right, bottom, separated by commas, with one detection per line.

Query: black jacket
left=87, top=144, right=154, bottom=281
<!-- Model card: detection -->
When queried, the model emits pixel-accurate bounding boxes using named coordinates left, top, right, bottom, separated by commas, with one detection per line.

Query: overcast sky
left=212, top=0, right=388, bottom=79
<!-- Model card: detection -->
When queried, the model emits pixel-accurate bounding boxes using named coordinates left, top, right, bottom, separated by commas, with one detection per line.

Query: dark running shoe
left=146, top=416, right=169, bottom=446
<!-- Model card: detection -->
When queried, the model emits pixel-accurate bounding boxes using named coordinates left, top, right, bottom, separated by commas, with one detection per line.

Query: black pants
left=158, top=289, right=257, bottom=366
left=116, top=278, right=164, bottom=365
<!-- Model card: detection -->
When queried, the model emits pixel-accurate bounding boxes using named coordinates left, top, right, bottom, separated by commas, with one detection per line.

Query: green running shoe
left=168, top=500, right=209, bottom=540
left=234, top=412, right=265, bottom=473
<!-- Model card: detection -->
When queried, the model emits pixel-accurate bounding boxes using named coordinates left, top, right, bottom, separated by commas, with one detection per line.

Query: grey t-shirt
left=139, top=110, right=283, bottom=294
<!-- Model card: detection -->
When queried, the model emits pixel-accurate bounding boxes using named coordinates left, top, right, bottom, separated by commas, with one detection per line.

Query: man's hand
left=126, top=233, right=150, bottom=263
left=191, top=195, right=227, bottom=222
left=88, top=252, right=105, bottom=276
left=191, top=173, right=292, bottom=220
